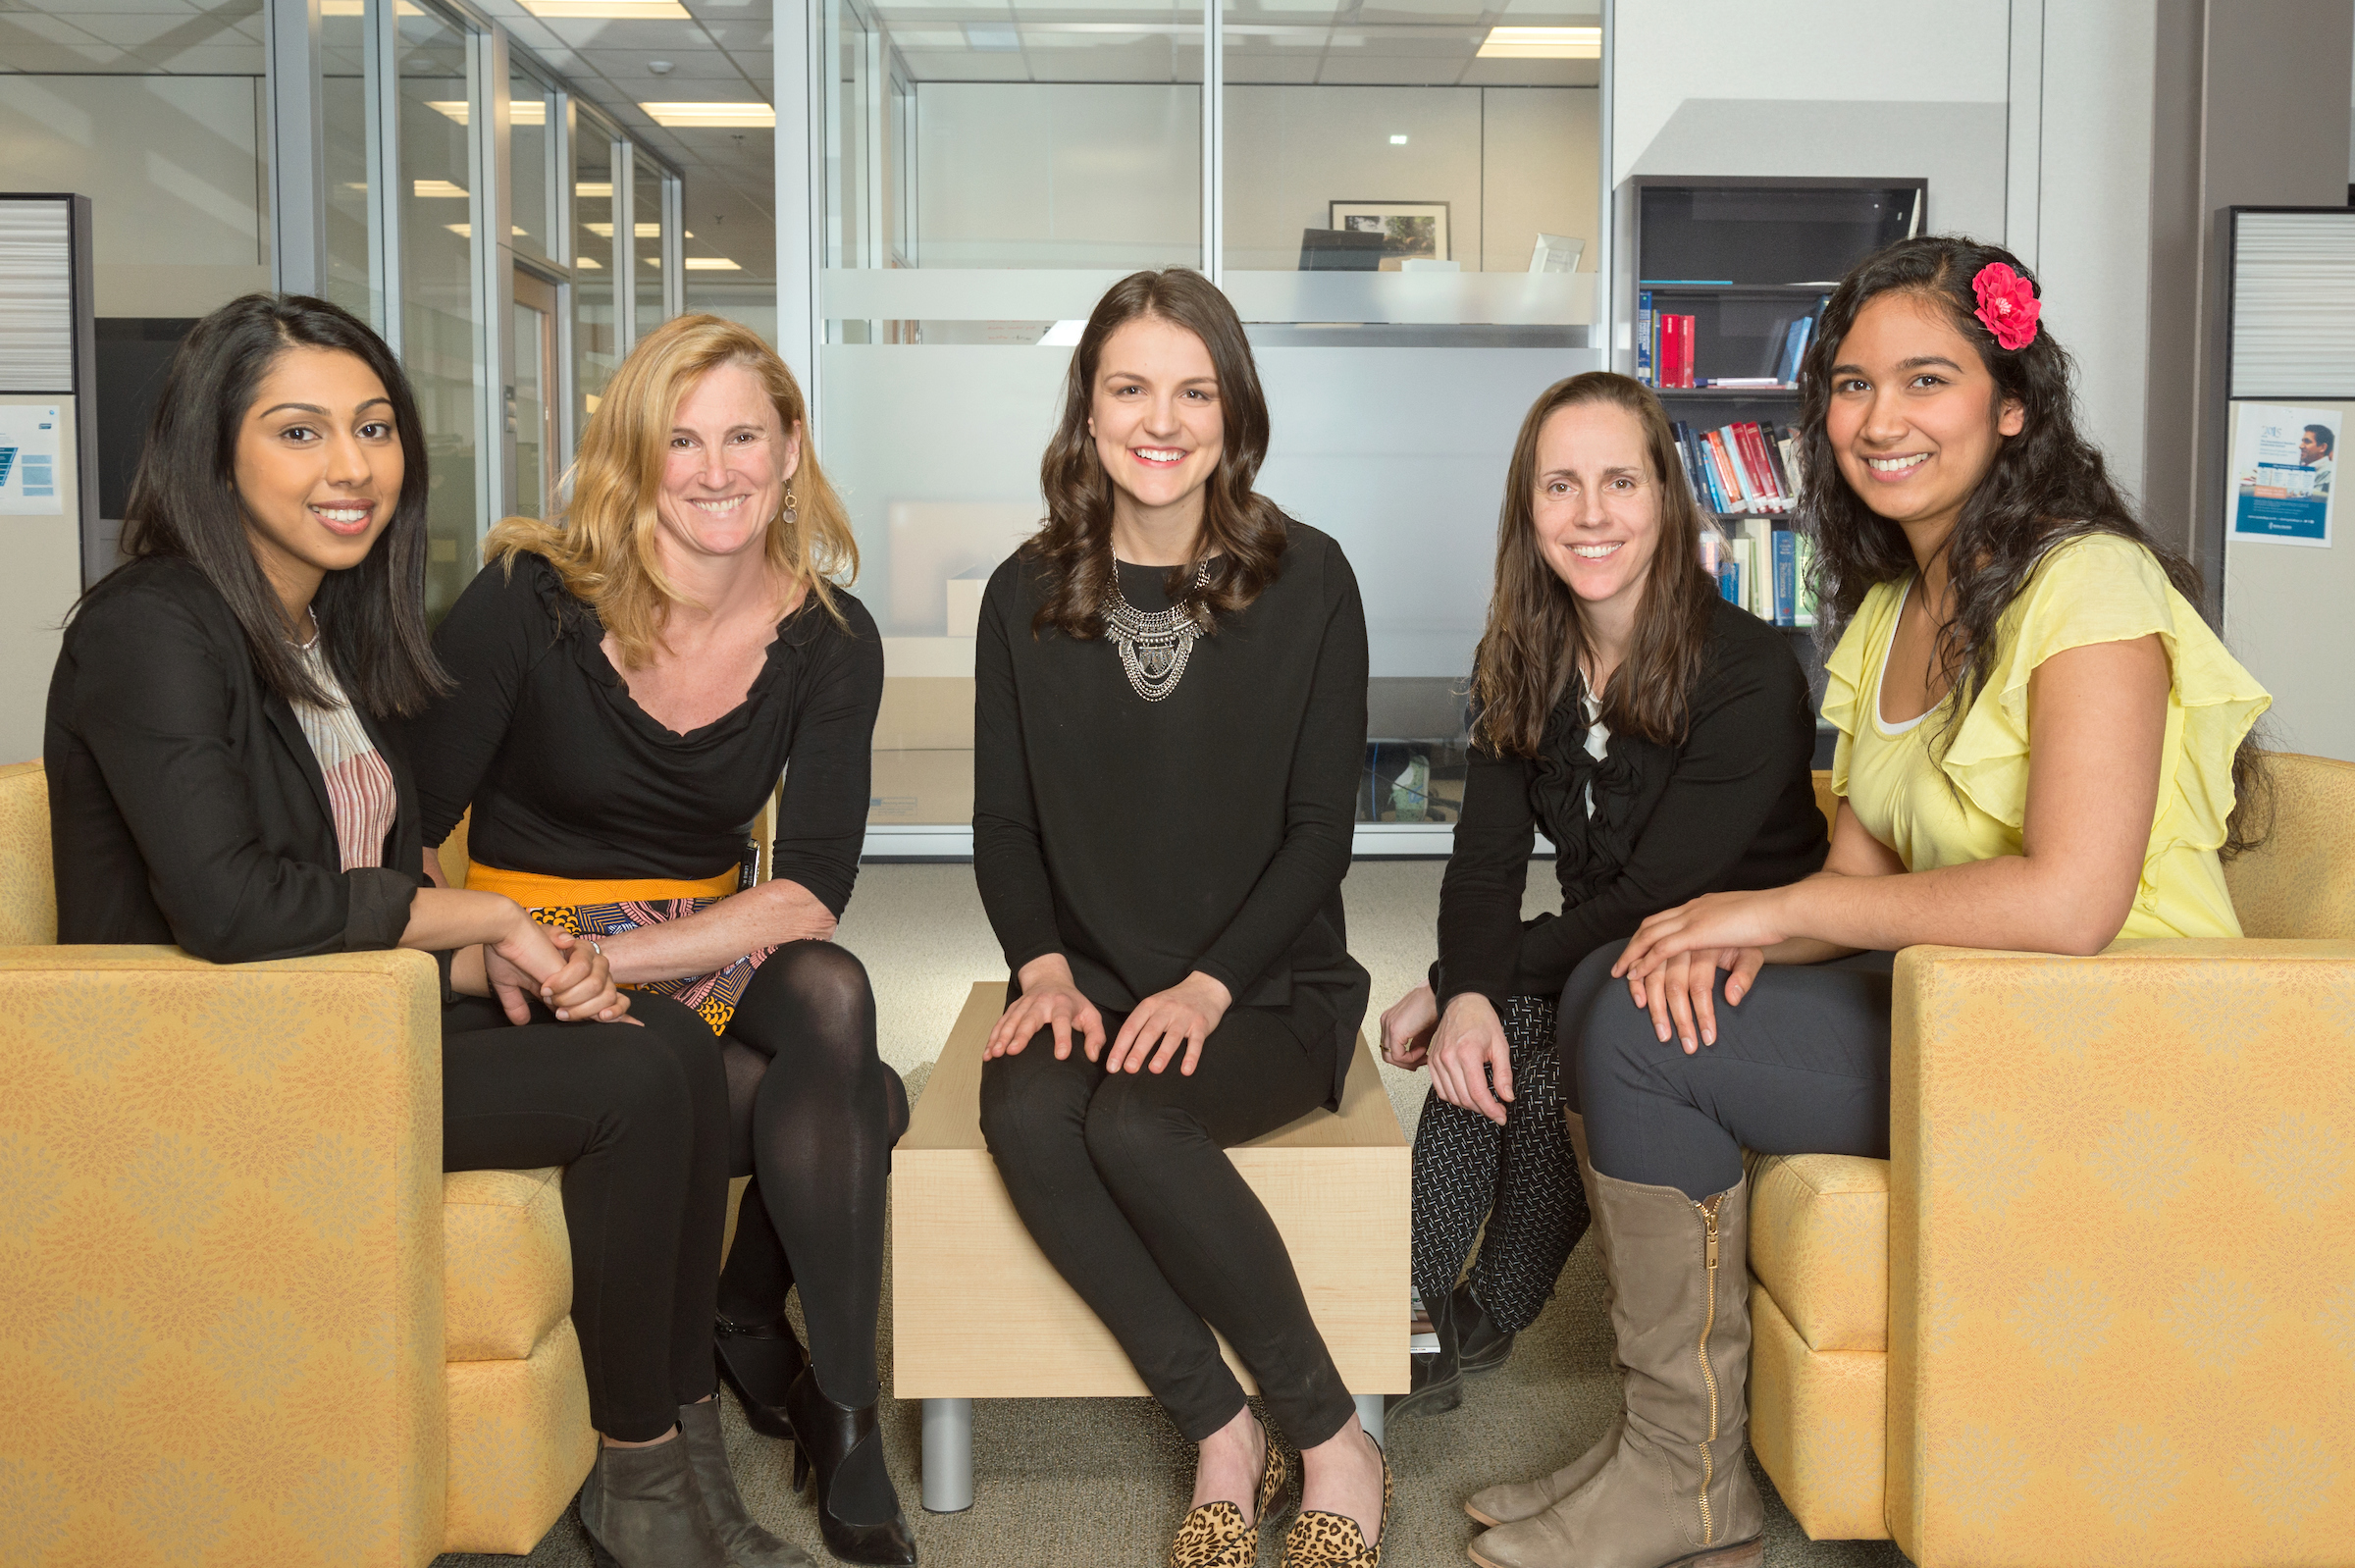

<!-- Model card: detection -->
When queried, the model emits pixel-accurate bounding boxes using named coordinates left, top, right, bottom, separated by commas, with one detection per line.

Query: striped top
left=290, top=639, right=396, bottom=871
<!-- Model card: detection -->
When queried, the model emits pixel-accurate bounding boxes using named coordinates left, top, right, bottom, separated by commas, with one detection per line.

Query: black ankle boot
left=1454, top=1281, right=1518, bottom=1375
left=577, top=1435, right=734, bottom=1568
left=782, top=1367, right=917, bottom=1565
left=715, top=1313, right=807, bottom=1441
left=1384, top=1284, right=1462, bottom=1421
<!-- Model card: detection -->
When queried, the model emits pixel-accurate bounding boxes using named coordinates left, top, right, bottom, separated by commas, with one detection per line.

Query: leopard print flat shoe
left=1279, top=1437, right=1390, bottom=1568
left=1169, top=1438, right=1293, bottom=1568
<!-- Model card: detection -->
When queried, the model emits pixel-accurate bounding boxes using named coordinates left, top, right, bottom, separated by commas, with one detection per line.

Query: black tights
left=710, top=941, right=909, bottom=1408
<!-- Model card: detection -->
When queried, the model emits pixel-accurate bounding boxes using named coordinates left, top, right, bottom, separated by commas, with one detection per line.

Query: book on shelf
left=1701, top=377, right=1788, bottom=390
left=1650, top=313, right=1697, bottom=389
left=1637, top=289, right=1653, bottom=386
left=1794, top=530, right=1817, bottom=628
left=1669, top=419, right=1807, bottom=517
left=1773, top=313, right=1817, bottom=384
left=1771, top=530, right=1798, bottom=624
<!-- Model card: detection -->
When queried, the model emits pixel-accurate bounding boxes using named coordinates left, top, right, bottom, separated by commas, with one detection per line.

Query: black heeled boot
left=1385, top=1283, right=1463, bottom=1421
left=1455, top=1281, right=1518, bottom=1375
left=783, top=1366, right=918, bottom=1565
left=714, top=1313, right=808, bottom=1441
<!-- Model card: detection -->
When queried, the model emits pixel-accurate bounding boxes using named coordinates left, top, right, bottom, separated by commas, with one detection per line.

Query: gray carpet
left=433, top=862, right=1915, bottom=1568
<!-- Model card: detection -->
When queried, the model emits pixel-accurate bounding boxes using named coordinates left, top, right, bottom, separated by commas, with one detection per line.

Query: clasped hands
left=485, top=908, right=636, bottom=1028
left=985, top=953, right=1232, bottom=1076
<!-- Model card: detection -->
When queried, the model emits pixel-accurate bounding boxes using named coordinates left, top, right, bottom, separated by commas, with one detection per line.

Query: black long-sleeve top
left=1437, top=597, right=1829, bottom=1012
left=403, top=552, right=883, bottom=915
left=45, top=556, right=425, bottom=960
left=973, top=522, right=1373, bottom=1105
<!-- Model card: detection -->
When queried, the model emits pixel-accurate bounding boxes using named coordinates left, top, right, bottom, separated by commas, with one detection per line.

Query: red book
left=1735, top=422, right=1784, bottom=510
left=1679, top=315, right=1698, bottom=388
left=1659, top=315, right=1682, bottom=389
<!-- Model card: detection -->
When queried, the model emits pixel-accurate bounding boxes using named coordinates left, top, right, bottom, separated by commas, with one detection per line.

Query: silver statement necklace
left=1102, top=556, right=1211, bottom=703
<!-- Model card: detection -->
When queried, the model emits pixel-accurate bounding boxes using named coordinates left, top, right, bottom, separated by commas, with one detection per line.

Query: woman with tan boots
left=405, top=314, right=916, bottom=1566
left=1378, top=369, right=1826, bottom=1425
left=1462, top=237, right=2269, bottom=1568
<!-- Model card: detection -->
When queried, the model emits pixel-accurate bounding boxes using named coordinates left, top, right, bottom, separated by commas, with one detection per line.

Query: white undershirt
left=1871, top=578, right=1933, bottom=737
left=1581, top=691, right=1609, bottom=817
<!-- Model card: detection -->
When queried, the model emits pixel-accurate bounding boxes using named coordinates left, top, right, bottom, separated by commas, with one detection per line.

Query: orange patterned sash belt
left=465, top=860, right=768, bottom=1035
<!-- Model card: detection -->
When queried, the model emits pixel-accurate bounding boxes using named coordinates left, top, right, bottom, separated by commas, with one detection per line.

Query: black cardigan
left=45, top=556, right=426, bottom=961
left=1436, top=597, right=1829, bottom=1012
left=973, top=523, right=1373, bottom=1104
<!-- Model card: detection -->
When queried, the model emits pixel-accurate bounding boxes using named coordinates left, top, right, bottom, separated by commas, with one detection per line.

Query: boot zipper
left=1695, top=1194, right=1723, bottom=1545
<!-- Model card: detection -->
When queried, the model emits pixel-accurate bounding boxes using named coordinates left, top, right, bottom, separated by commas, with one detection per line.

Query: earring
left=781, top=488, right=799, bottom=529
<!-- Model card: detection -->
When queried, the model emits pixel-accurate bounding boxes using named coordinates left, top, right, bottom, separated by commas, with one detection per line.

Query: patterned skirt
left=465, top=861, right=773, bottom=1036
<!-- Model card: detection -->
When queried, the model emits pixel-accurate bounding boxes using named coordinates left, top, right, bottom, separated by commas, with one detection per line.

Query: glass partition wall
left=812, top=0, right=1605, bottom=852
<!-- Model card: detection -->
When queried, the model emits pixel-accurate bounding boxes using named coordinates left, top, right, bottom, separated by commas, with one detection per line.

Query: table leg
left=1354, top=1392, right=1385, bottom=1449
left=920, top=1397, right=973, bottom=1513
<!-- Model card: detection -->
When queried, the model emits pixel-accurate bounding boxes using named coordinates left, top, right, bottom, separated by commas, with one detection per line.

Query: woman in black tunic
left=405, top=314, right=913, bottom=1566
left=973, top=269, right=1387, bottom=1568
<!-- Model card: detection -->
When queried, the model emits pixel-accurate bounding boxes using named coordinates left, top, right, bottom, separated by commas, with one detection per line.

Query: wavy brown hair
left=486, top=313, right=857, bottom=668
left=1027, top=269, right=1288, bottom=637
left=1796, top=235, right=2268, bottom=854
left=1470, top=373, right=1718, bottom=758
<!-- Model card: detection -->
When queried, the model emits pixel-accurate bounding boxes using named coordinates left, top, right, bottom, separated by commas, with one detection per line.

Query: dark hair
left=2306, top=423, right=2335, bottom=455
left=1027, top=269, right=1288, bottom=637
left=1797, top=235, right=2267, bottom=855
left=115, top=293, right=446, bottom=717
left=1471, top=372, right=1716, bottom=757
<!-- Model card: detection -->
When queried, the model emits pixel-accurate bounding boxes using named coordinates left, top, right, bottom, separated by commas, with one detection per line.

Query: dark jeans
left=443, top=992, right=730, bottom=1442
left=1557, top=940, right=1897, bottom=1201
left=978, top=1005, right=1358, bottom=1447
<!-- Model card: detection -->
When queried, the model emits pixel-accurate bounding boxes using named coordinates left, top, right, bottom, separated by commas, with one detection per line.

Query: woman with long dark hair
left=972, top=268, right=1387, bottom=1568
left=1461, top=237, right=2270, bottom=1568
left=405, top=313, right=909, bottom=1566
left=1377, top=373, right=1825, bottom=1424
left=44, top=294, right=771, bottom=1568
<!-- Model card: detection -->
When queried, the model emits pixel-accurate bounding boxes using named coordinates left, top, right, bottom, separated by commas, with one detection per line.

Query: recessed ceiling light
left=640, top=101, right=774, bottom=128
left=425, top=99, right=547, bottom=126
left=578, top=255, right=603, bottom=268
left=684, top=257, right=740, bottom=270
left=576, top=182, right=613, bottom=198
left=1388, top=133, right=1407, bottom=144
left=521, top=0, right=691, bottom=17
left=583, top=222, right=664, bottom=237
left=414, top=179, right=468, bottom=198
left=964, top=24, right=1020, bottom=50
left=1477, top=26, right=1600, bottom=58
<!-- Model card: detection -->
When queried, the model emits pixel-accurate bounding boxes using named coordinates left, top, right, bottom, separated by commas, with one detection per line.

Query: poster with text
left=2229, top=402, right=2335, bottom=547
left=0, top=405, right=61, bottom=517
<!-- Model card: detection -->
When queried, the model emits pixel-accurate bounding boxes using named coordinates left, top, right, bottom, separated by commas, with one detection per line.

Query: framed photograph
left=1328, top=200, right=1450, bottom=262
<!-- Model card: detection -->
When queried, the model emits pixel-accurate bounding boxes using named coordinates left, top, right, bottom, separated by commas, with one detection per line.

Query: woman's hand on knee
left=1629, top=947, right=1759, bottom=1054
left=1429, top=993, right=1512, bottom=1126
left=990, top=954, right=1106, bottom=1062
left=1105, top=970, right=1231, bottom=1076
left=1379, top=982, right=1439, bottom=1070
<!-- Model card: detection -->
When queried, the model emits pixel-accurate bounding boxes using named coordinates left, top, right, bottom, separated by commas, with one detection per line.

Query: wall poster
left=0, top=404, right=61, bottom=516
left=2228, top=401, right=2335, bottom=547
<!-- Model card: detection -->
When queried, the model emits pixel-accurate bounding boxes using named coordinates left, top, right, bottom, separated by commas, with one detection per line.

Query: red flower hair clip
left=1971, top=262, right=2040, bottom=350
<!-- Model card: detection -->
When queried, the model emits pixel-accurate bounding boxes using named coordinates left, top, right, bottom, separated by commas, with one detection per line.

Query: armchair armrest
left=1886, top=939, right=2355, bottom=1568
left=0, top=945, right=448, bottom=1566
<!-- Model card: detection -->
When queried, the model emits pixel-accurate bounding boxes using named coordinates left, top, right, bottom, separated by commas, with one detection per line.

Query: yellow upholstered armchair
left=0, top=759, right=595, bottom=1566
left=1751, top=754, right=2355, bottom=1567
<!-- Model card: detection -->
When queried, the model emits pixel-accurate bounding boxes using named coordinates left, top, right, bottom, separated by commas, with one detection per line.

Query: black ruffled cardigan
left=1434, top=596, right=1830, bottom=1012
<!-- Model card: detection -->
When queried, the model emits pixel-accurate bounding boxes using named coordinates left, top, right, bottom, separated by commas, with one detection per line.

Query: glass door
left=512, top=269, right=559, bottom=521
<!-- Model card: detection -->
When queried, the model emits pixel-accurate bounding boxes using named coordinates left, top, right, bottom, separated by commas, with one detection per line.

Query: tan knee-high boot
left=1463, top=1112, right=1622, bottom=1527
left=1467, top=1158, right=1762, bottom=1568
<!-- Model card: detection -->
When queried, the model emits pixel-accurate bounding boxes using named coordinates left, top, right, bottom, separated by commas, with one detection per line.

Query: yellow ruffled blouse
left=1823, top=533, right=2271, bottom=941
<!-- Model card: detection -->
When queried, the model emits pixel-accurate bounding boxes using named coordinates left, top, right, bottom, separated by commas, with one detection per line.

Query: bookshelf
left=1627, top=178, right=1928, bottom=762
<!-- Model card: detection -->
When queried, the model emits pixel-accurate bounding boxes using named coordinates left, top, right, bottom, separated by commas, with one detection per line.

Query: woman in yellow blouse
left=1460, top=236, right=2269, bottom=1568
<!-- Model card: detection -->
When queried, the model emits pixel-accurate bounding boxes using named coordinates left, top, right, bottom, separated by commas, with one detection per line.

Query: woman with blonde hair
left=406, top=314, right=914, bottom=1567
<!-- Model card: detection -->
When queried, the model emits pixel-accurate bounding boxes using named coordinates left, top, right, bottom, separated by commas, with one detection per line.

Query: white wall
left=0, top=76, right=271, bottom=317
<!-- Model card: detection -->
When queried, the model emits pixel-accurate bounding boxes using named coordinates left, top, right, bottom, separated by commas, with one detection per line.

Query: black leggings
left=710, top=941, right=909, bottom=1409
left=977, top=1006, right=1357, bottom=1448
left=1410, top=993, right=1590, bottom=1333
left=443, top=991, right=730, bottom=1442
left=1557, top=940, right=1897, bottom=1201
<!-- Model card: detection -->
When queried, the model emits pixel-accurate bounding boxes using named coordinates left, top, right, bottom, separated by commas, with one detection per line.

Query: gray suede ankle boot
left=680, top=1398, right=814, bottom=1568
left=577, top=1431, right=735, bottom=1568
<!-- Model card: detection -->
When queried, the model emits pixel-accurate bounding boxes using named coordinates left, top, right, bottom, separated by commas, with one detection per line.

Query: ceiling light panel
left=1477, top=26, right=1600, bottom=58
left=522, top=0, right=692, bottom=17
left=425, top=99, right=548, bottom=125
left=640, top=101, right=775, bottom=127
left=683, top=257, right=740, bottom=270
